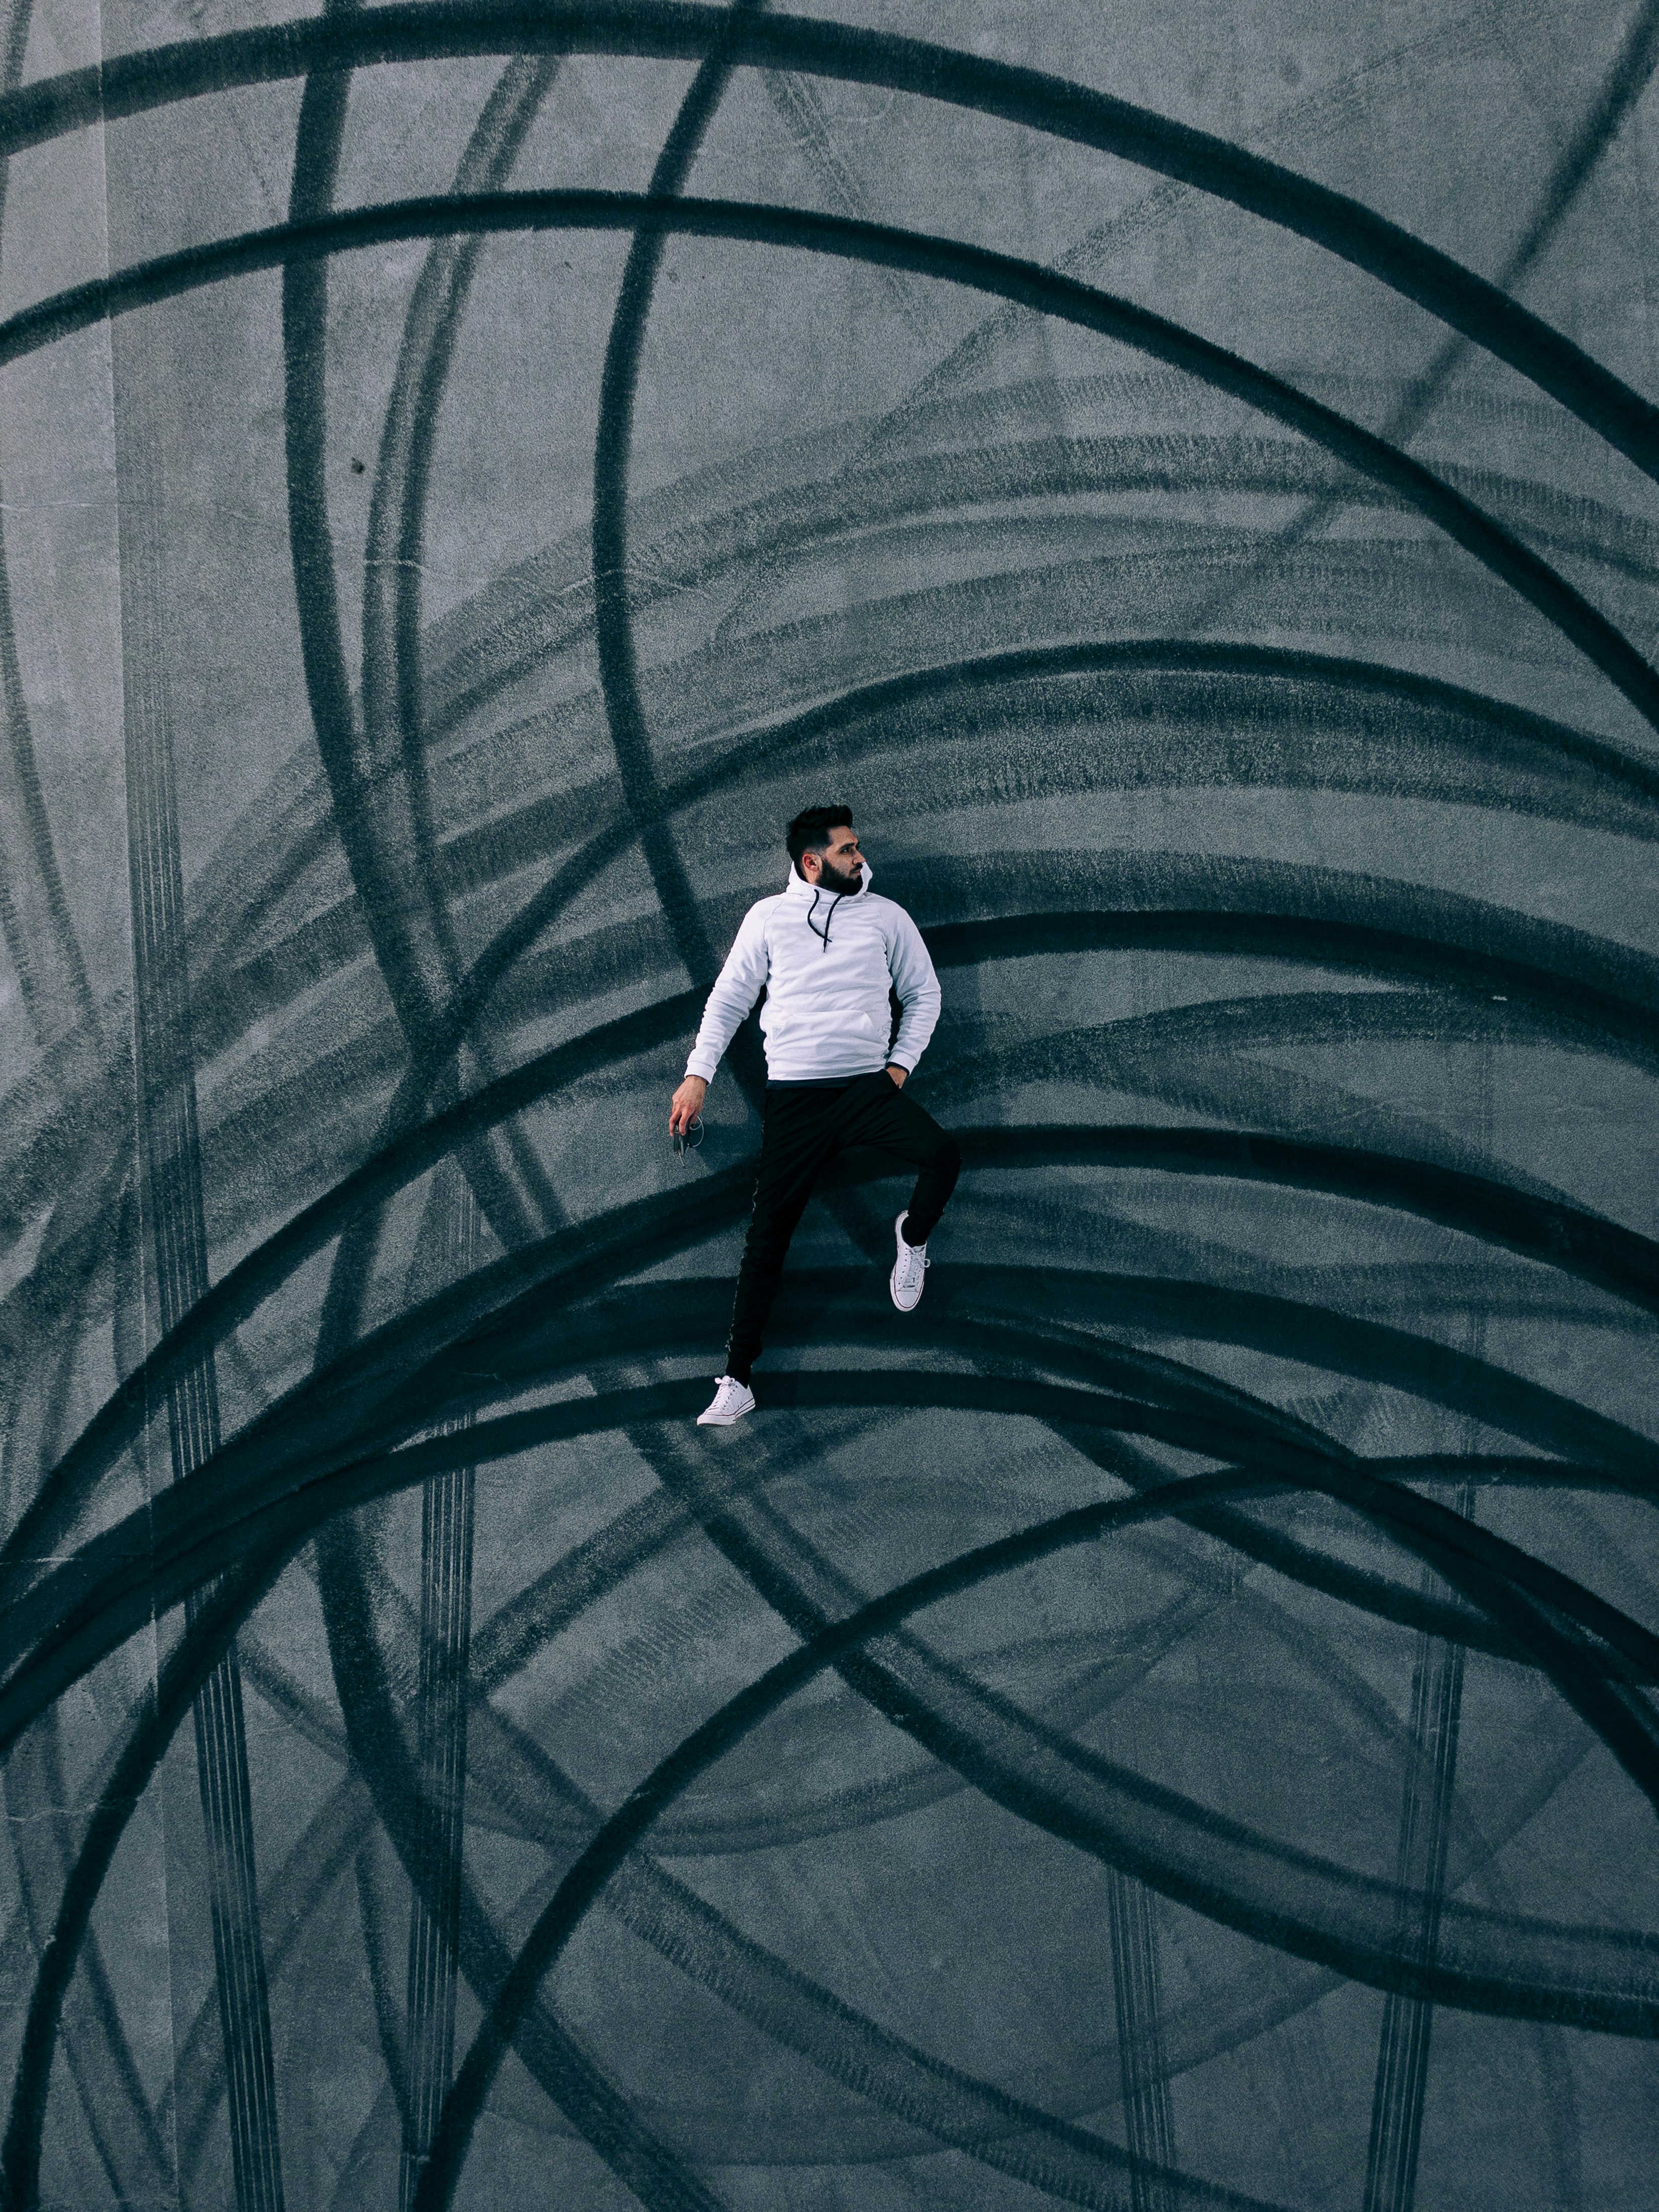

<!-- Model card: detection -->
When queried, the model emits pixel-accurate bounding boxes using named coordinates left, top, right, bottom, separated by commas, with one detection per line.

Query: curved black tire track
left=6, top=13, right=1654, bottom=2194
left=20, top=1060, right=1657, bottom=1621
left=410, top=1448, right=1659, bottom=2210
left=8, top=194, right=1659, bottom=748
left=3, top=4, right=1656, bottom=477
left=8, top=1357, right=1659, bottom=2026
left=0, top=1398, right=1639, bottom=2212
left=590, top=0, right=769, bottom=991
left=353, top=65, right=562, bottom=2209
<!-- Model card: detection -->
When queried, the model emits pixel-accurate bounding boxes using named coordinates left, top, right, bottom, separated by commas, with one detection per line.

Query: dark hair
left=786, top=805, right=853, bottom=873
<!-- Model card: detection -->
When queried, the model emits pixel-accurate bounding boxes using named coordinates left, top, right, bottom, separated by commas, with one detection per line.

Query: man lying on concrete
left=669, top=806, right=960, bottom=1426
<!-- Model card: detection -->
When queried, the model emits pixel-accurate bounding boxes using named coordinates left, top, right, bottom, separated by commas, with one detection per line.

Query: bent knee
left=929, top=1133, right=962, bottom=1177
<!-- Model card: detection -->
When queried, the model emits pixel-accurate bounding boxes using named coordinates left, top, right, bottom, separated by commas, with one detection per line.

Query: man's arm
left=885, top=908, right=943, bottom=1078
left=670, top=905, right=769, bottom=1132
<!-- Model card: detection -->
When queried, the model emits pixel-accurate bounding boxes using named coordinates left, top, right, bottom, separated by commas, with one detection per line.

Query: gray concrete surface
left=2, top=1, right=1657, bottom=2205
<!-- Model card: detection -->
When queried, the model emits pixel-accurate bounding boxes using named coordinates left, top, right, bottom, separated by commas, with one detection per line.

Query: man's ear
left=800, top=850, right=820, bottom=881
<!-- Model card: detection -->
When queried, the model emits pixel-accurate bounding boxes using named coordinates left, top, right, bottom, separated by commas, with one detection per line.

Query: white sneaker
left=890, top=1212, right=929, bottom=1312
left=696, top=1375, right=756, bottom=1426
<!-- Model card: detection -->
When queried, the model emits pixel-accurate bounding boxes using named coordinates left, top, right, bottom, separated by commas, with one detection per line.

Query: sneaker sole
left=696, top=1403, right=754, bottom=1426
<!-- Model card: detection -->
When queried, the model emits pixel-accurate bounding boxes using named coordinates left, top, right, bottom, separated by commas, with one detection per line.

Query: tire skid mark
left=313, top=1517, right=739, bottom=2211
left=278, top=21, right=725, bottom=2188
left=3, top=9, right=1654, bottom=2185
left=6, top=1389, right=1610, bottom=2203
left=20, top=1183, right=1650, bottom=1717
left=3, top=1712, right=173, bottom=2201
left=1, top=5, right=1655, bottom=476
left=194, top=1442, right=1576, bottom=2201
left=10, top=1362, right=1659, bottom=2033
left=591, top=0, right=770, bottom=999
left=410, top=1451, right=1659, bottom=2210
left=243, top=1438, right=1568, bottom=1876
left=3, top=1353, right=1654, bottom=2203
left=281, top=0, right=537, bottom=1300
left=1361, top=1524, right=1470, bottom=2212
left=422, top=417, right=1659, bottom=750
left=365, top=1446, right=1244, bottom=2205
left=1185, top=0, right=1659, bottom=652
left=0, top=0, right=96, bottom=1065
left=360, top=51, right=564, bottom=1242
left=13, top=615, right=1628, bottom=1504
left=74, top=1467, right=1280, bottom=2212
left=352, top=60, right=563, bottom=2207
left=110, top=632, right=1659, bottom=1165
left=17, top=1076, right=1658, bottom=1642
left=24, top=839, right=1659, bottom=1567
left=0, top=1540, right=291, bottom=2211
left=8, top=195, right=1659, bottom=744
left=399, top=1170, right=479, bottom=2210
left=116, top=405, right=284, bottom=2212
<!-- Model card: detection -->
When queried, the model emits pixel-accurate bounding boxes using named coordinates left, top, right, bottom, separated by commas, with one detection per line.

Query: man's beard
left=816, top=855, right=863, bottom=896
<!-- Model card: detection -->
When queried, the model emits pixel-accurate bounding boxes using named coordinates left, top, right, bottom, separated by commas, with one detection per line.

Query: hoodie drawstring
left=805, top=885, right=847, bottom=952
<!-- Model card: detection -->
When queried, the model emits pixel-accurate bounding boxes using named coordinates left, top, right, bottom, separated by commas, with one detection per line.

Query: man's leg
left=837, top=1073, right=961, bottom=1243
left=723, top=1089, right=844, bottom=1385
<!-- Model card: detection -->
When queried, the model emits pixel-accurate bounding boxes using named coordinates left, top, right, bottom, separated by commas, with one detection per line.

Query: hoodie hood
left=783, top=859, right=872, bottom=900
left=785, top=857, right=870, bottom=952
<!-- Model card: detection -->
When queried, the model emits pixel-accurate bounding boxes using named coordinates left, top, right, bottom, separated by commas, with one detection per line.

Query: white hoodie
left=685, top=863, right=942, bottom=1084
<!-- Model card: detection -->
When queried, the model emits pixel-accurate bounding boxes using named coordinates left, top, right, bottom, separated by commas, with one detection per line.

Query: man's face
left=803, top=825, right=864, bottom=893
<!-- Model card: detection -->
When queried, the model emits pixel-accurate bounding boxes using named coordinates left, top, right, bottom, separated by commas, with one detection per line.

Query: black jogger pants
left=724, top=1071, right=961, bottom=1385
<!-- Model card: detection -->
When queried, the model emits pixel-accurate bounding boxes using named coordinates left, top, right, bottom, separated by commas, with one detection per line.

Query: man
left=669, top=807, right=961, bottom=1425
